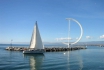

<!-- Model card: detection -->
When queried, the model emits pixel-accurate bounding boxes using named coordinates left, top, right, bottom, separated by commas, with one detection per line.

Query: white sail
left=29, top=21, right=44, bottom=49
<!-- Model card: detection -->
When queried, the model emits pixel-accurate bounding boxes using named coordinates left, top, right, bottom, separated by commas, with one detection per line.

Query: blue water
left=0, top=44, right=104, bottom=70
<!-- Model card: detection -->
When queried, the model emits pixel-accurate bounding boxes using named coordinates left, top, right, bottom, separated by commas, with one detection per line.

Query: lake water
left=0, top=44, right=104, bottom=70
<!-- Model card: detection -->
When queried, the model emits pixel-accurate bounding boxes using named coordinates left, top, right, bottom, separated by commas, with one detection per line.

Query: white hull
left=23, top=50, right=45, bottom=54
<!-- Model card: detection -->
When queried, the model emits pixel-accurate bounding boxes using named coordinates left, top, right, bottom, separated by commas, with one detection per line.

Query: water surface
left=0, top=44, right=104, bottom=70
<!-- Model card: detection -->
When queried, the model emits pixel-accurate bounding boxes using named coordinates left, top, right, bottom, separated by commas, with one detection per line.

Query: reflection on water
left=64, top=51, right=83, bottom=70
left=23, top=54, right=44, bottom=70
left=23, top=51, right=83, bottom=70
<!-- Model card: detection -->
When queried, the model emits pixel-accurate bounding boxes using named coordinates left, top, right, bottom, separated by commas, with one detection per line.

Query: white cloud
left=100, top=35, right=104, bottom=39
left=86, top=36, right=92, bottom=39
left=56, top=38, right=59, bottom=41
left=76, top=37, right=78, bottom=40
left=56, top=37, right=72, bottom=41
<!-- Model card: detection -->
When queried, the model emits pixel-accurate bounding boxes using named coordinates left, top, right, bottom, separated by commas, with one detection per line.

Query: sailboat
left=23, top=21, right=45, bottom=54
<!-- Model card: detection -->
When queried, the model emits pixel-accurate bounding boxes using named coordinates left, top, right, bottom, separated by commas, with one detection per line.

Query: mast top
left=35, top=21, right=38, bottom=27
left=35, top=21, right=37, bottom=24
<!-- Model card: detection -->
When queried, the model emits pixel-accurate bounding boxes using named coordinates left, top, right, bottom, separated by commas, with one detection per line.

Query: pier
left=5, top=46, right=86, bottom=52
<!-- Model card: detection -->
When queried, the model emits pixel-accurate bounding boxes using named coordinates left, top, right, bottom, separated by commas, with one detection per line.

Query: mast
left=68, top=20, right=70, bottom=48
left=11, top=39, right=13, bottom=47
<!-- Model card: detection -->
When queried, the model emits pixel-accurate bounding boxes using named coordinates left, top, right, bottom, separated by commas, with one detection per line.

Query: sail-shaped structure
left=23, top=21, right=44, bottom=54
left=30, top=22, right=43, bottom=49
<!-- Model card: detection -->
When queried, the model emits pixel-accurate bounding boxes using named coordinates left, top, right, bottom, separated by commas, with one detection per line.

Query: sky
left=0, top=0, right=104, bottom=44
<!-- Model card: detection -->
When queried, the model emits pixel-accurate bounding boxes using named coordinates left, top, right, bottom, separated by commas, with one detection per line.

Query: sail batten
left=29, top=22, right=43, bottom=49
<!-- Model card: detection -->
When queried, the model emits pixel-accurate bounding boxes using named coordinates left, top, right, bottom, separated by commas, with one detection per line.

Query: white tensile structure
left=23, top=21, right=44, bottom=54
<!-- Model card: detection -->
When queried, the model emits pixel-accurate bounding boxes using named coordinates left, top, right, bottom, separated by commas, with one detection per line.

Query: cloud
left=86, top=36, right=93, bottom=39
left=76, top=37, right=79, bottom=40
left=56, top=37, right=72, bottom=41
left=100, top=35, right=104, bottom=39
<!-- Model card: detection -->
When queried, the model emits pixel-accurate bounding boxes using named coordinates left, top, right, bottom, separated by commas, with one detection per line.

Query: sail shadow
left=23, top=54, right=44, bottom=70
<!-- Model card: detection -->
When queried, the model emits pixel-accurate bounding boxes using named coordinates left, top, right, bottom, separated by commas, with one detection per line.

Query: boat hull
left=23, top=50, right=45, bottom=54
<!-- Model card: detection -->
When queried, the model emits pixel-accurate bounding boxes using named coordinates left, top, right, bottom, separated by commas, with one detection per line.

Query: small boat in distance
left=23, top=21, right=45, bottom=54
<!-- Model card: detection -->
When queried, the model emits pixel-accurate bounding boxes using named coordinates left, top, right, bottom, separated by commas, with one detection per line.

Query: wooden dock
left=5, top=46, right=86, bottom=52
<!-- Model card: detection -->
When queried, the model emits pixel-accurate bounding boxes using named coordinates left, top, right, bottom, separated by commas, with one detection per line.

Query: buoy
left=64, top=53, right=66, bottom=54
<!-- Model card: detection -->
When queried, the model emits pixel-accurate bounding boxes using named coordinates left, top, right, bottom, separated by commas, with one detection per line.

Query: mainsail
left=29, top=21, right=44, bottom=49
